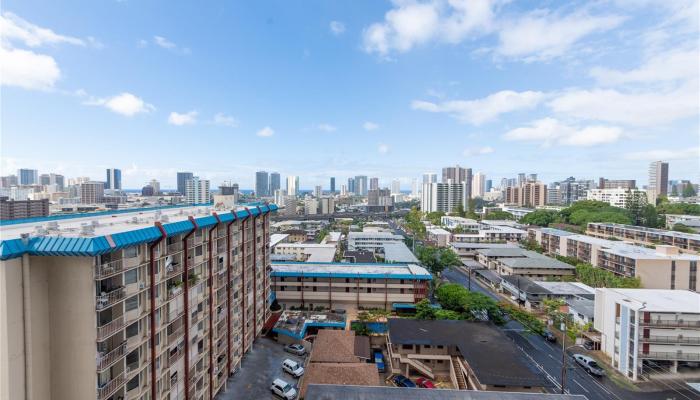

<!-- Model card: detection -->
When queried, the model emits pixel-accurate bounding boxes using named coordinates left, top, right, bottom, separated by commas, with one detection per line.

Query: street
left=441, top=267, right=699, bottom=400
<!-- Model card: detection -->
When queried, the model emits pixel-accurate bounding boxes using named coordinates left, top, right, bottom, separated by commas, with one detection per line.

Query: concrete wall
left=0, top=257, right=25, bottom=400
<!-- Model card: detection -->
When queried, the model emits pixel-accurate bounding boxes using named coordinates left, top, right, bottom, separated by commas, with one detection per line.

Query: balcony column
left=149, top=222, right=166, bottom=400
left=182, top=217, right=198, bottom=400
left=225, top=212, right=236, bottom=377
left=207, top=213, right=219, bottom=400
left=670, top=360, right=678, bottom=373
left=248, top=207, right=258, bottom=339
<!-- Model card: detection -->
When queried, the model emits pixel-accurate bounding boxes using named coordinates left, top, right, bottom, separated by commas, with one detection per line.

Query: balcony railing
left=168, top=242, right=183, bottom=253
left=95, top=259, right=123, bottom=279
left=638, top=351, right=700, bottom=361
left=96, top=287, right=125, bottom=310
left=640, top=319, right=700, bottom=328
left=97, top=316, right=125, bottom=341
left=97, top=372, right=125, bottom=400
left=168, top=326, right=185, bottom=345
left=641, top=336, right=700, bottom=345
left=168, top=345, right=185, bottom=366
left=97, top=341, right=127, bottom=370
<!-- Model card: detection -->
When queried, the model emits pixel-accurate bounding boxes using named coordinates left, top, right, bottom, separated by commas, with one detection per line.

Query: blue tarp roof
left=0, top=203, right=278, bottom=260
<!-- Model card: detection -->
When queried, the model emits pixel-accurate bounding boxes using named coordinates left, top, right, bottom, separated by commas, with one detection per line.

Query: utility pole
left=561, top=319, right=567, bottom=394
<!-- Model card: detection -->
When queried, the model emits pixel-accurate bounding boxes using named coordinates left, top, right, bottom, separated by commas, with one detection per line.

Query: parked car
left=270, top=378, right=297, bottom=399
left=392, top=375, right=416, bottom=388
left=414, top=377, right=436, bottom=389
left=542, top=330, right=557, bottom=343
left=282, top=359, right=305, bottom=378
left=583, top=340, right=595, bottom=350
left=284, top=344, right=306, bottom=356
left=573, top=354, right=605, bottom=377
left=373, top=350, right=385, bottom=373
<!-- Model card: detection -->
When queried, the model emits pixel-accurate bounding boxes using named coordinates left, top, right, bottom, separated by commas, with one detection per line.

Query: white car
left=282, top=358, right=305, bottom=377
left=270, top=378, right=297, bottom=399
left=573, top=354, right=605, bottom=377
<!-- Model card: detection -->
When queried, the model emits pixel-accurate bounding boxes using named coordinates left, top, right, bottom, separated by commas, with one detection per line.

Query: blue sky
left=1, top=0, right=698, bottom=190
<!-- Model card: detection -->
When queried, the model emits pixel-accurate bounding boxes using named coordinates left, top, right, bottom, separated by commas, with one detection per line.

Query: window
left=401, top=344, right=412, bottom=350
left=125, top=295, right=139, bottom=312
left=126, top=322, right=138, bottom=338
left=124, top=246, right=138, bottom=258
left=126, top=375, right=139, bottom=391
left=195, top=246, right=203, bottom=257
left=125, top=269, right=137, bottom=285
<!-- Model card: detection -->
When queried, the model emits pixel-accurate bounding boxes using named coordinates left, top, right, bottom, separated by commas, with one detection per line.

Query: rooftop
left=500, top=253, right=575, bottom=270
left=589, top=222, right=700, bottom=241
left=270, top=233, right=289, bottom=247
left=597, top=288, right=700, bottom=313
left=272, top=310, right=346, bottom=339
left=565, top=298, right=595, bottom=319
left=348, top=231, right=403, bottom=239
left=271, top=262, right=431, bottom=280
left=381, top=242, right=419, bottom=263
left=388, top=319, right=548, bottom=388
left=475, top=247, right=526, bottom=258
left=533, top=281, right=595, bottom=298
left=305, top=385, right=588, bottom=400
left=450, top=242, right=519, bottom=250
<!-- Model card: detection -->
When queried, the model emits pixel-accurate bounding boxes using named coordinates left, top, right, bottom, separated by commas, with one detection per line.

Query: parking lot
left=215, top=337, right=305, bottom=400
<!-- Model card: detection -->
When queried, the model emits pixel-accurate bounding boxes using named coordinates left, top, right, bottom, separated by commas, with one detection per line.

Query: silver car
left=284, top=343, right=306, bottom=356
left=573, top=354, right=605, bottom=377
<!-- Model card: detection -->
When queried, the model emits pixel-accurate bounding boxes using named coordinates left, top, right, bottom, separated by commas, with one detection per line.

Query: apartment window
left=195, top=229, right=203, bottom=238
left=125, top=269, right=138, bottom=285
left=402, top=344, right=412, bottom=350
left=127, top=376, right=139, bottom=391
left=126, top=322, right=138, bottom=338
left=690, top=261, right=697, bottom=292
left=671, top=261, right=676, bottom=290
left=124, top=246, right=138, bottom=258
left=125, top=295, right=139, bottom=312
left=195, top=246, right=203, bottom=257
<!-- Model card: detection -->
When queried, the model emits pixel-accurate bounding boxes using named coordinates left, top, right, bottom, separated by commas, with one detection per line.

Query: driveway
left=216, top=337, right=305, bottom=400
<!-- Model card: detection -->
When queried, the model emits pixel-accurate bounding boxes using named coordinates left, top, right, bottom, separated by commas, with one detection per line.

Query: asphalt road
left=441, top=267, right=699, bottom=400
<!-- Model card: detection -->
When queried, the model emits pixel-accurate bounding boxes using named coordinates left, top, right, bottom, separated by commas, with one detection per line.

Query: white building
left=472, top=172, right=485, bottom=199
left=391, top=179, right=401, bottom=195
left=347, top=231, right=404, bottom=251
left=149, top=179, right=160, bottom=195
left=440, top=216, right=480, bottom=231
left=185, top=176, right=210, bottom=204
left=427, top=228, right=451, bottom=247
left=286, top=175, right=299, bottom=196
left=283, top=196, right=297, bottom=216
left=586, top=188, right=647, bottom=208
left=594, top=288, right=700, bottom=381
left=304, top=198, right=318, bottom=215
left=271, top=243, right=337, bottom=262
left=319, top=197, right=335, bottom=215
left=421, top=181, right=469, bottom=213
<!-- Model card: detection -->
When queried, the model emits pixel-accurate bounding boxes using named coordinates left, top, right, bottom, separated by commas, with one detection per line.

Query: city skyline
left=2, top=1, right=698, bottom=188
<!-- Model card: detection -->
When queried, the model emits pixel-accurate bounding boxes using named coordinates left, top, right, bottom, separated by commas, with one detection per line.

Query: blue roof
left=0, top=203, right=278, bottom=260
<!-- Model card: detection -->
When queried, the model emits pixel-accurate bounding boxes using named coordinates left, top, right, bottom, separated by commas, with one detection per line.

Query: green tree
left=672, top=223, right=696, bottom=233
left=415, top=299, right=437, bottom=319
left=483, top=210, right=515, bottom=220
left=405, top=206, right=427, bottom=239
left=625, top=190, right=647, bottom=225
left=451, top=203, right=467, bottom=218
left=522, top=238, right=544, bottom=253
left=683, top=184, right=697, bottom=198
left=426, top=211, right=446, bottom=225
left=519, top=210, right=559, bottom=226
left=575, top=263, right=641, bottom=288
left=657, top=202, right=700, bottom=216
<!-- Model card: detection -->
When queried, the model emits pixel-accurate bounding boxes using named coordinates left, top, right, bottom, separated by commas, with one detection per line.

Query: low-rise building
left=440, top=216, right=480, bottom=231
left=270, top=262, right=431, bottom=310
left=587, top=222, right=700, bottom=254
left=451, top=225, right=527, bottom=244
left=594, top=288, right=700, bottom=381
left=347, top=231, right=404, bottom=251
left=530, top=227, right=700, bottom=290
left=450, top=243, right=518, bottom=260
left=665, top=214, right=700, bottom=232
left=427, top=227, right=451, bottom=247
left=586, top=188, right=647, bottom=208
left=387, top=319, right=549, bottom=392
left=281, top=228, right=308, bottom=243
left=477, top=248, right=575, bottom=279
left=271, top=243, right=338, bottom=262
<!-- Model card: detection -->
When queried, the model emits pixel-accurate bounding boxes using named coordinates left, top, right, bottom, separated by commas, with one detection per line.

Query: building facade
left=354, top=176, right=368, bottom=196
left=18, top=169, right=38, bottom=186
left=269, top=172, right=281, bottom=195
left=80, top=181, right=106, bottom=204
left=421, top=182, right=469, bottom=213
left=177, top=172, right=194, bottom=196
left=586, top=188, right=647, bottom=208
left=185, top=177, right=210, bottom=205
left=0, top=204, right=277, bottom=400
left=0, top=198, right=50, bottom=220
left=286, top=176, right=299, bottom=197
left=587, top=222, right=700, bottom=254
left=505, top=182, right=547, bottom=208
left=648, top=161, right=669, bottom=199
left=599, top=178, right=636, bottom=190
left=106, top=168, right=122, bottom=191
left=255, top=171, right=269, bottom=197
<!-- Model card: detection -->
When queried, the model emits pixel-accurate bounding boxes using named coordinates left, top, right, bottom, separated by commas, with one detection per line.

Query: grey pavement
left=215, top=337, right=305, bottom=400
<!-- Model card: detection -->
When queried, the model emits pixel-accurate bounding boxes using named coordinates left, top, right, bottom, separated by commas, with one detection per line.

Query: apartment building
left=270, top=262, right=430, bottom=310
left=0, top=197, right=49, bottom=220
left=587, top=222, right=700, bottom=254
left=475, top=248, right=574, bottom=279
left=0, top=203, right=277, bottom=400
left=530, top=228, right=700, bottom=290
left=185, top=177, right=211, bottom=205
left=451, top=225, right=527, bottom=244
left=421, top=181, right=470, bottom=213
left=666, top=214, right=700, bottom=232
left=347, top=231, right=404, bottom=251
left=505, top=182, right=547, bottom=208
left=440, top=216, right=480, bottom=231
left=81, top=181, right=106, bottom=204
left=271, top=243, right=337, bottom=263
left=594, top=288, right=700, bottom=380
left=598, top=178, right=636, bottom=190
left=586, top=188, right=647, bottom=208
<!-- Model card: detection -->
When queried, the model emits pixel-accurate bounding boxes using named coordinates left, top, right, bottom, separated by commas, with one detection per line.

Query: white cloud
left=496, top=11, right=625, bottom=61
left=213, top=113, right=238, bottom=127
left=0, top=12, right=85, bottom=47
left=0, top=46, right=60, bottom=90
left=363, top=0, right=497, bottom=56
left=624, top=147, right=700, bottom=161
left=363, top=121, right=379, bottom=131
left=317, top=123, right=337, bottom=132
left=149, top=35, right=190, bottom=54
left=590, top=47, right=698, bottom=86
left=85, top=92, right=155, bottom=117
left=548, top=82, right=698, bottom=126
left=330, top=21, right=346, bottom=35
left=503, top=118, right=623, bottom=147
left=378, top=143, right=389, bottom=154
left=463, top=146, right=494, bottom=156
left=168, top=110, right=198, bottom=126
left=257, top=126, right=274, bottom=137
left=412, top=90, right=544, bottom=125
left=153, top=36, right=175, bottom=49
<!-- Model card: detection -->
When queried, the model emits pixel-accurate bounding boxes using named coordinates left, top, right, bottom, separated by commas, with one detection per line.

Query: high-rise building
left=648, top=161, right=669, bottom=199
left=411, top=179, right=418, bottom=196
left=505, top=182, right=547, bottom=207
left=286, top=176, right=299, bottom=197
left=18, top=169, right=38, bottom=185
left=39, top=174, right=51, bottom=186
left=177, top=172, right=194, bottom=195
left=220, top=181, right=239, bottom=203
left=442, top=165, right=470, bottom=184
left=422, top=173, right=437, bottom=185
left=598, top=178, right=636, bottom=190
left=105, top=168, right=122, bottom=190
left=354, top=176, right=368, bottom=196
left=274, top=189, right=285, bottom=206
left=549, top=177, right=594, bottom=205
left=421, top=182, right=469, bottom=213
left=314, top=185, right=322, bottom=199
left=0, top=175, right=19, bottom=188
left=269, top=172, right=281, bottom=194
left=391, top=179, right=401, bottom=195
left=304, top=198, right=318, bottom=215
left=255, top=171, right=269, bottom=197
left=485, top=180, right=493, bottom=193
left=320, top=197, right=335, bottom=214
left=284, top=196, right=297, bottom=216
left=141, top=185, right=154, bottom=196
left=369, top=177, right=379, bottom=191
left=368, top=188, right=394, bottom=212
left=329, top=177, right=335, bottom=193
left=0, top=198, right=49, bottom=220
left=347, top=178, right=355, bottom=194
left=79, top=182, right=105, bottom=204
left=527, top=174, right=537, bottom=183
left=517, top=173, right=526, bottom=186
left=149, top=179, right=161, bottom=195
left=0, top=204, right=276, bottom=400
left=39, top=173, right=65, bottom=191
left=185, top=176, right=210, bottom=204
left=471, top=172, right=485, bottom=198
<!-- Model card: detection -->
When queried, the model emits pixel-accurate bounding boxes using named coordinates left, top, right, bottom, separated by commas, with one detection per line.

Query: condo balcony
left=638, top=351, right=700, bottom=361
left=168, top=326, right=185, bottom=345
left=97, top=316, right=125, bottom=341
left=640, top=335, right=700, bottom=345
left=97, top=372, right=125, bottom=400
left=96, top=287, right=126, bottom=310
left=95, top=259, right=124, bottom=279
left=97, top=341, right=127, bottom=371
left=639, top=319, right=700, bottom=328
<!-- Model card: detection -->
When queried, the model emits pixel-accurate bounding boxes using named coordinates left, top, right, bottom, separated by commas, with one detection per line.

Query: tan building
left=475, top=248, right=575, bottom=279
left=505, top=182, right=547, bottom=208
left=587, top=222, right=700, bottom=254
left=530, top=228, right=700, bottom=291
left=387, top=319, right=548, bottom=392
left=270, top=262, right=431, bottom=310
left=0, top=203, right=277, bottom=400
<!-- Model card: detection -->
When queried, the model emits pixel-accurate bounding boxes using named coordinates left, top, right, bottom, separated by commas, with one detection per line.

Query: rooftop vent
left=161, top=215, right=169, bottom=223
left=80, top=223, right=95, bottom=236
left=47, top=221, right=59, bottom=230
